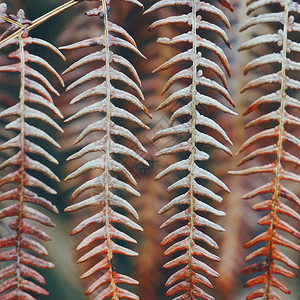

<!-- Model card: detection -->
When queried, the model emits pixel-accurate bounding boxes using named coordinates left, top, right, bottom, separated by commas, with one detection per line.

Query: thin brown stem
left=102, top=0, right=118, bottom=298
left=265, top=0, right=289, bottom=298
left=16, top=31, right=26, bottom=298
left=187, top=0, right=197, bottom=297
left=0, top=0, right=80, bottom=46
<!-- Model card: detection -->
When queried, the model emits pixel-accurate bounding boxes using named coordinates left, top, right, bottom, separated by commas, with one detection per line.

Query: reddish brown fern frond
left=0, top=8, right=64, bottom=300
left=145, top=0, right=235, bottom=299
left=230, top=0, right=300, bottom=299
left=61, top=0, right=150, bottom=299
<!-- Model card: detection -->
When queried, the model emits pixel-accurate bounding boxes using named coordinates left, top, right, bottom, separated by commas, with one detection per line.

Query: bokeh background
left=0, top=0, right=299, bottom=299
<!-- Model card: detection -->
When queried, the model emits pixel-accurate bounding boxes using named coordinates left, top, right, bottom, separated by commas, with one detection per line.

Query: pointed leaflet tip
left=217, top=0, right=234, bottom=12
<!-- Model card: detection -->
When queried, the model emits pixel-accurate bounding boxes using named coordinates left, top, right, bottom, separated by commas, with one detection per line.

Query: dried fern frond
left=0, top=8, right=64, bottom=299
left=61, top=0, right=150, bottom=299
left=230, top=0, right=300, bottom=299
left=145, top=0, right=235, bottom=299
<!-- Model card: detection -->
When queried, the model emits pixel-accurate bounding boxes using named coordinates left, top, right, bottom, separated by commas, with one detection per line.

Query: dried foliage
left=230, top=0, right=300, bottom=299
left=0, top=6, right=64, bottom=299
left=0, top=0, right=299, bottom=300
left=145, top=0, right=236, bottom=299
left=61, top=0, right=150, bottom=299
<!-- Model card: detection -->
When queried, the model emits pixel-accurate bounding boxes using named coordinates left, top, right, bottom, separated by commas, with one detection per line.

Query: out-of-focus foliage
left=0, top=0, right=299, bottom=299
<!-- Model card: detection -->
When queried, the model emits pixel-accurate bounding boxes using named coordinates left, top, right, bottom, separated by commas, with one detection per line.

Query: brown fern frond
left=61, top=0, right=150, bottom=299
left=145, top=0, right=234, bottom=299
left=0, top=8, right=64, bottom=299
left=230, top=0, right=300, bottom=299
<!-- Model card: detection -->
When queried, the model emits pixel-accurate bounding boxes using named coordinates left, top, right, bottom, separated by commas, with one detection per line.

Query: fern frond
left=61, top=1, right=150, bottom=298
left=145, top=0, right=234, bottom=299
left=230, top=0, right=300, bottom=298
left=0, top=8, right=64, bottom=299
